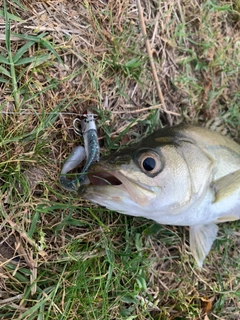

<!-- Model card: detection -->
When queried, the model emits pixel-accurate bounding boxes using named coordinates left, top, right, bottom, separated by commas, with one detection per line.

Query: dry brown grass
left=0, top=0, right=239, bottom=319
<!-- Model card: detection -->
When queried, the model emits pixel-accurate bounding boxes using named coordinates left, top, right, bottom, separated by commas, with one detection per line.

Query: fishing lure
left=60, top=110, right=100, bottom=191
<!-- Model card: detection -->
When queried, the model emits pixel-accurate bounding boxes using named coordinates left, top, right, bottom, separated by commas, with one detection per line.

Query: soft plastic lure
left=60, top=110, right=100, bottom=191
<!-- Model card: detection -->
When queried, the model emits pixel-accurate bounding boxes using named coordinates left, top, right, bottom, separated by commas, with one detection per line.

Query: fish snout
left=107, top=154, right=132, bottom=165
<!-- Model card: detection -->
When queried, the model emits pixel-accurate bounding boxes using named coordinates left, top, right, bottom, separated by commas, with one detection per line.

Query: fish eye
left=142, top=157, right=156, bottom=171
left=138, top=151, right=162, bottom=175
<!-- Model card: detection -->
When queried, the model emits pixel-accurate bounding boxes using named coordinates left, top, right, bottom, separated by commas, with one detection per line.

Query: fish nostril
left=109, top=155, right=131, bottom=164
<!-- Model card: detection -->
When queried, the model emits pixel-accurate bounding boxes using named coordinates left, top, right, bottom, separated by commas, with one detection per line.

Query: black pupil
left=142, top=157, right=156, bottom=171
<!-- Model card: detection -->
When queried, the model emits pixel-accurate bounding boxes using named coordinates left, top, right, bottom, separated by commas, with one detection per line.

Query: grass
left=0, top=0, right=239, bottom=319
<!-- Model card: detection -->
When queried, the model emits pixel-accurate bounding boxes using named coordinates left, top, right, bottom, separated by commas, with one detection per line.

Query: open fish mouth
left=88, top=170, right=122, bottom=186
left=80, top=165, right=157, bottom=207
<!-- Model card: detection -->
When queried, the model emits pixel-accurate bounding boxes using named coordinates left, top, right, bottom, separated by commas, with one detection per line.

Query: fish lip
left=84, top=164, right=157, bottom=207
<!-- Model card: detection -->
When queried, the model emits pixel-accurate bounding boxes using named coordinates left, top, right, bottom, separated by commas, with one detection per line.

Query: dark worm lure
left=60, top=110, right=100, bottom=191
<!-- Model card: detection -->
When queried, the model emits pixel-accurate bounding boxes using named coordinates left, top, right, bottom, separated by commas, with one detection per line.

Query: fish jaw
left=79, top=164, right=160, bottom=212
left=112, top=170, right=159, bottom=206
left=79, top=184, right=145, bottom=216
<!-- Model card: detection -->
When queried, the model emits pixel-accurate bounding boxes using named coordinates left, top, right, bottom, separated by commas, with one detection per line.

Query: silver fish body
left=80, top=124, right=240, bottom=267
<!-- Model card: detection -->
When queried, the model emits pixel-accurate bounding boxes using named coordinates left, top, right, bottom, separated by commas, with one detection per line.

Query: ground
left=0, top=0, right=239, bottom=319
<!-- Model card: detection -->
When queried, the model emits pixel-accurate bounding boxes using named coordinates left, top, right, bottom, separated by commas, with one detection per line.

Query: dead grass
left=0, top=0, right=239, bottom=319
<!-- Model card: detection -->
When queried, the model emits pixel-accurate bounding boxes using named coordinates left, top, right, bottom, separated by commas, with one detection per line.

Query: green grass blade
left=0, top=9, right=23, bottom=22
left=3, top=0, right=10, bottom=53
left=3, top=0, right=20, bottom=107
left=28, top=212, right=39, bottom=238
left=0, top=65, right=11, bottom=77
left=10, top=32, right=48, bottom=42
left=0, top=77, right=8, bottom=83
left=14, top=54, right=51, bottom=66
left=11, top=32, right=64, bottom=66
left=38, top=37, right=64, bottom=66
left=13, top=40, right=35, bottom=63
left=0, top=54, right=10, bottom=64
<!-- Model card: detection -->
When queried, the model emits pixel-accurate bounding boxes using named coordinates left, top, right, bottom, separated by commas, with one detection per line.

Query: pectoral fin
left=212, top=170, right=240, bottom=203
left=189, top=223, right=218, bottom=268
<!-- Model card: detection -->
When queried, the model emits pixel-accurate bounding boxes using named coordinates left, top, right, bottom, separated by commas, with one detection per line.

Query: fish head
left=79, top=126, right=214, bottom=221
left=82, top=147, right=163, bottom=207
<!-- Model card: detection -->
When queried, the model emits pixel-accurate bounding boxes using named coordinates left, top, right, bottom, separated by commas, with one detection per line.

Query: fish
left=79, top=124, right=240, bottom=267
left=60, top=110, right=100, bottom=191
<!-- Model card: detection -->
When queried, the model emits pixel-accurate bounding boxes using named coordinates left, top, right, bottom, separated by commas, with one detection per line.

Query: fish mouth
left=80, top=165, right=157, bottom=207
left=88, top=170, right=122, bottom=186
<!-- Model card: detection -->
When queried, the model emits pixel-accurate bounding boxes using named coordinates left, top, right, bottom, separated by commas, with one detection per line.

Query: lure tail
left=60, top=146, right=86, bottom=191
